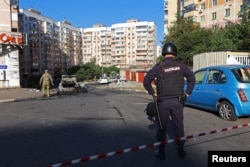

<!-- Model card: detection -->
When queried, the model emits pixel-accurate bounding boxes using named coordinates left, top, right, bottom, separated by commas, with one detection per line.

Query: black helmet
left=162, top=42, right=177, bottom=56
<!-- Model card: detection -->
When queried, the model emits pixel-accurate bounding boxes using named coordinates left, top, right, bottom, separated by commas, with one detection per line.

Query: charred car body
left=58, top=75, right=87, bottom=93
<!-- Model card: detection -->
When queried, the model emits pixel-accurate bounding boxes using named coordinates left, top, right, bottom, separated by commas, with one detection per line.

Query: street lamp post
left=36, top=20, right=42, bottom=73
left=101, top=49, right=104, bottom=77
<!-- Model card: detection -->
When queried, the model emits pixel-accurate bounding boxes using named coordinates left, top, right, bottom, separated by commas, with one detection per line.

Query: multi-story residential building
left=57, top=20, right=83, bottom=72
left=1, top=2, right=157, bottom=88
left=19, top=8, right=56, bottom=78
left=157, top=46, right=162, bottom=57
left=19, top=8, right=83, bottom=87
left=19, top=9, right=157, bottom=87
left=111, top=19, right=157, bottom=68
left=0, top=0, right=24, bottom=88
left=82, top=19, right=157, bottom=69
left=183, top=0, right=244, bottom=28
left=164, top=0, right=180, bottom=35
left=164, top=0, right=247, bottom=34
left=81, top=24, right=112, bottom=67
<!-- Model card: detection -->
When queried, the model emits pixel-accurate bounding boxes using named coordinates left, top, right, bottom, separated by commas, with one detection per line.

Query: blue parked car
left=185, top=65, right=250, bottom=121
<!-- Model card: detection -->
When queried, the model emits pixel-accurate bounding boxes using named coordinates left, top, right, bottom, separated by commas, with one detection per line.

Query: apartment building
left=19, top=8, right=83, bottom=87
left=0, top=0, right=24, bottom=88
left=82, top=19, right=157, bottom=69
left=81, top=24, right=112, bottom=67
left=164, top=0, right=180, bottom=35
left=1, top=1, right=157, bottom=88
left=183, top=0, right=244, bottom=28
left=19, top=8, right=56, bottom=78
left=164, top=0, right=246, bottom=34
left=57, top=20, right=83, bottom=71
left=111, top=19, right=157, bottom=68
left=18, top=9, right=157, bottom=87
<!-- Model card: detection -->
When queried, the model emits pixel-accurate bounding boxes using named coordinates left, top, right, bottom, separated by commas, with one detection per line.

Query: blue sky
left=19, top=0, right=164, bottom=45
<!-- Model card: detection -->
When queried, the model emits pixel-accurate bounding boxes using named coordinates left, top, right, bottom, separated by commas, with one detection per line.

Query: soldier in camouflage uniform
left=39, top=70, right=53, bottom=97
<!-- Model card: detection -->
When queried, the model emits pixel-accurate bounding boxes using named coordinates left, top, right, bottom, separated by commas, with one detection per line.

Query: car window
left=206, top=70, right=227, bottom=84
left=194, top=70, right=206, bottom=84
left=232, top=67, right=250, bottom=83
left=219, top=73, right=227, bottom=83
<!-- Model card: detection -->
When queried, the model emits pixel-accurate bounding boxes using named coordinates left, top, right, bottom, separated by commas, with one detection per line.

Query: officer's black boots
left=154, top=150, right=165, bottom=160
left=154, top=145, right=186, bottom=160
left=154, top=145, right=165, bottom=160
left=177, top=146, right=186, bottom=158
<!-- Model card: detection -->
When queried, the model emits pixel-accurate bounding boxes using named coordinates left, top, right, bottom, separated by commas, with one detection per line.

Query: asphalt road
left=0, top=84, right=249, bottom=167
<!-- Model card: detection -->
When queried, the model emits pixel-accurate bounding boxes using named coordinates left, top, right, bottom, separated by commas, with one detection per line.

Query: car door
left=199, top=69, right=226, bottom=110
left=186, top=69, right=207, bottom=106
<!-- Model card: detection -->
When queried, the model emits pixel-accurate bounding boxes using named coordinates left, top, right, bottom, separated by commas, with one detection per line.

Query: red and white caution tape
left=47, top=123, right=250, bottom=167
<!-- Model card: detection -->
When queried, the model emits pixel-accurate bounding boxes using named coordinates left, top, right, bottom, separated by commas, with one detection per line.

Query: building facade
left=164, top=0, right=247, bottom=34
left=110, top=19, right=157, bottom=68
left=164, top=0, right=180, bottom=35
left=19, top=9, right=157, bottom=88
left=19, top=8, right=84, bottom=87
left=81, top=19, right=157, bottom=69
left=81, top=24, right=112, bottom=67
left=1, top=1, right=157, bottom=88
left=0, top=0, right=24, bottom=88
left=182, top=0, right=244, bottom=28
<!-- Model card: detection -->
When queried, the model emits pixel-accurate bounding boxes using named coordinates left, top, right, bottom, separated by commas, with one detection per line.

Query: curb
left=0, top=97, right=39, bottom=103
left=0, top=98, right=15, bottom=103
left=0, top=85, right=147, bottom=103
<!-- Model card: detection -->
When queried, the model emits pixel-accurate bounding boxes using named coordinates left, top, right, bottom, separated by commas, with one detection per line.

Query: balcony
left=32, top=62, right=39, bottom=68
left=183, top=3, right=198, bottom=14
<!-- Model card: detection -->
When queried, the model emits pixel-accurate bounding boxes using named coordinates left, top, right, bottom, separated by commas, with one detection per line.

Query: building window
left=200, top=15, right=205, bottom=22
left=240, top=5, right=244, bottom=13
left=225, top=8, right=230, bottom=17
left=212, top=12, right=217, bottom=20
left=164, top=0, right=168, bottom=7
left=10, top=0, right=18, bottom=5
left=192, top=16, right=198, bottom=22
left=200, top=3, right=205, bottom=10
left=12, top=28, right=18, bottom=32
left=212, top=0, right=217, bottom=6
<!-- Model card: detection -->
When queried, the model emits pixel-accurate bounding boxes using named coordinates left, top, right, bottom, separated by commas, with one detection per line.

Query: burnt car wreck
left=58, top=75, right=87, bottom=94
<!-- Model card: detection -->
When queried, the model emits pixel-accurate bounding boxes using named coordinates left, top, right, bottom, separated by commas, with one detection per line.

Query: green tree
left=156, top=56, right=164, bottom=63
left=104, top=66, right=119, bottom=77
left=164, top=15, right=250, bottom=65
left=192, top=28, right=214, bottom=53
left=75, top=68, right=85, bottom=81
left=67, top=65, right=81, bottom=75
left=165, top=16, right=210, bottom=62
left=67, top=58, right=120, bottom=81
left=239, top=1, right=250, bottom=23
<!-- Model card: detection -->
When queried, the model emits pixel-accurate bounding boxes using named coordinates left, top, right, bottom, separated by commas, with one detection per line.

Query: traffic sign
left=0, top=65, right=7, bottom=69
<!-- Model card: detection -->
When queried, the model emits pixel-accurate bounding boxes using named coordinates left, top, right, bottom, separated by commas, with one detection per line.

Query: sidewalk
left=0, top=81, right=147, bottom=103
left=0, top=88, right=53, bottom=103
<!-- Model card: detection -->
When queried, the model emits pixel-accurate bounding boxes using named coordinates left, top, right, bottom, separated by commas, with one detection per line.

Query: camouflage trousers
left=42, top=82, right=50, bottom=97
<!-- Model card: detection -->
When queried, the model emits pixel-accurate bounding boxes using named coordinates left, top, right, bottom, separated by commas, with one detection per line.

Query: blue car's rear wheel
left=218, top=101, right=237, bottom=121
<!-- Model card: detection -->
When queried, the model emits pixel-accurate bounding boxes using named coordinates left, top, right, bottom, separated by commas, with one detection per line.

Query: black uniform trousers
left=156, top=97, right=185, bottom=152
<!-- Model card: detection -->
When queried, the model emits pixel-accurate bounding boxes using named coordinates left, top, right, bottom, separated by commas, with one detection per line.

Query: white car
left=98, top=77, right=109, bottom=84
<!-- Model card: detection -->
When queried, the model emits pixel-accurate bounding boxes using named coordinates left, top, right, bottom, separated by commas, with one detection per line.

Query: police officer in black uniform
left=143, top=42, right=195, bottom=160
